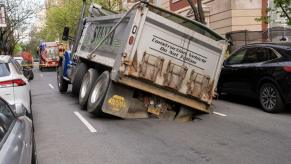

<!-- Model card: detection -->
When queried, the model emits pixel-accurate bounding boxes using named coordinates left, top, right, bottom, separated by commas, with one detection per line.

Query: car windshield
left=0, top=63, right=10, bottom=77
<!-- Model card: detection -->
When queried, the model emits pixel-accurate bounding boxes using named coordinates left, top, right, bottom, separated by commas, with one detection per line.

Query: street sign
left=0, top=4, right=6, bottom=27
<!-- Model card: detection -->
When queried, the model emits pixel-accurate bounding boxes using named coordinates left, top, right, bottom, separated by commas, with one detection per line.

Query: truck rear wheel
left=57, top=61, right=68, bottom=93
left=72, top=62, right=88, bottom=96
left=79, top=69, right=99, bottom=108
left=87, top=71, right=110, bottom=116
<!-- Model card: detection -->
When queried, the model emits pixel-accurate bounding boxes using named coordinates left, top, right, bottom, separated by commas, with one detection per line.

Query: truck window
left=48, top=47, right=58, bottom=59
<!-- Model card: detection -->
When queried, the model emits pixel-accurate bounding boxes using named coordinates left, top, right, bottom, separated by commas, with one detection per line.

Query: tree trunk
left=197, top=0, right=206, bottom=24
left=186, top=0, right=200, bottom=22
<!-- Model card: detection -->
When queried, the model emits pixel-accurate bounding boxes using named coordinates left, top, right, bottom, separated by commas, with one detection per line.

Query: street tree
left=186, top=0, right=206, bottom=24
left=0, top=0, right=40, bottom=55
left=40, top=0, right=122, bottom=42
left=256, top=0, right=291, bottom=25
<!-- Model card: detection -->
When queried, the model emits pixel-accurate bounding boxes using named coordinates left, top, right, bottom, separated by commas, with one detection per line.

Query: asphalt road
left=30, top=70, right=291, bottom=164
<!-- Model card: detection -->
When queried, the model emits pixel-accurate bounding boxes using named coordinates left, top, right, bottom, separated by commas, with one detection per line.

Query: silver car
left=0, top=97, right=36, bottom=164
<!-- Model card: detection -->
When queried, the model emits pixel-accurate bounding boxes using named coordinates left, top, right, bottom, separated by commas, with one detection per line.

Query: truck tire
left=87, top=71, right=110, bottom=116
left=72, top=62, right=88, bottom=96
left=79, top=69, right=99, bottom=108
left=57, top=61, right=68, bottom=93
left=259, top=83, right=285, bottom=113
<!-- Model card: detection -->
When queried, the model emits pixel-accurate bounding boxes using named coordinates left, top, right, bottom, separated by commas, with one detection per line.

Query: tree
left=256, top=0, right=291, bottom=25
left=0, top=0, right=40, bottom=55
left=39, top=0, right=121, bottom=42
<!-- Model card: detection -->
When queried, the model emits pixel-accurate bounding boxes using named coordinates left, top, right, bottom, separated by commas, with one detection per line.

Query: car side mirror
left=14, top=104, right=27, bottom=117
left=62, top=27, right=70, bottom=41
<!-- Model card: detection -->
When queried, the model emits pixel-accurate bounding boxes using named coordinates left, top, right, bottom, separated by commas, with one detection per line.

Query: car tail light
left=0, top=79, right=26, bottom=88
left=283, top=66, right=291, bottom=72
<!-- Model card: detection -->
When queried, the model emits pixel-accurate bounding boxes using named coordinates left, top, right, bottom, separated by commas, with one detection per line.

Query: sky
left=22, top=0, right=45, bottom=42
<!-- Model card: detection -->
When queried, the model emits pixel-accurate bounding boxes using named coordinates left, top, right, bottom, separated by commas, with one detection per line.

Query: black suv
left=218, top=43, right=291, bottom=113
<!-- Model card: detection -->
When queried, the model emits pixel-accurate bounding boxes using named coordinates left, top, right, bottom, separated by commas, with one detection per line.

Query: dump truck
left=57, top=1, right=228, bottom=119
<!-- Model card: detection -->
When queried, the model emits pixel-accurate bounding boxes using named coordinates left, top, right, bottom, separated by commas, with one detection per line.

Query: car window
left=10, top=59, right=23, bottom=75
left=15, top=59, right=24, bottom=65
left=274, top=48, right=291, bottom=58
left=242, top=48, right=268, bottom=64
left=242, top=48, right=258, bottom=63
left=266, top=49, right=278, bottom=60
left=0, top=100, right=15, bottom=142
left=0, top=63, right=10, bottom=77
left=228, top=49, right=247, bottom=65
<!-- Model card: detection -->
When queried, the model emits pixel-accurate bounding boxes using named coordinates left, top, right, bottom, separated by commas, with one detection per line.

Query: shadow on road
left=218, top=94, right=291, bottom=114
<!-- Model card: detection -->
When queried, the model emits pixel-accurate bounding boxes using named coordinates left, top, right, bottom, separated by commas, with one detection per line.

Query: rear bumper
left=40, top=64, right=58, bottom=68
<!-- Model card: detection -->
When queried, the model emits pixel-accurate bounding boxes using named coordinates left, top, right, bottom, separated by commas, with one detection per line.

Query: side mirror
left=14, top=104, right=27, bottom=117
left=62, top=27, right=70, bottom=41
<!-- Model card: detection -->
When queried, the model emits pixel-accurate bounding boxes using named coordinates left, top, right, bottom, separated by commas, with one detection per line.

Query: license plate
left=52, top=62, right=55, bottom=65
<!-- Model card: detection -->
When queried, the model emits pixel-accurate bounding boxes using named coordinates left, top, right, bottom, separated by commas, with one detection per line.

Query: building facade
left=170, top=0, right=266, bottom=36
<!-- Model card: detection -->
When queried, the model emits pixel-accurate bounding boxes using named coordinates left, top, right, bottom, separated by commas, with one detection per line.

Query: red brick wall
left=170, top=0, right=197, bottom=11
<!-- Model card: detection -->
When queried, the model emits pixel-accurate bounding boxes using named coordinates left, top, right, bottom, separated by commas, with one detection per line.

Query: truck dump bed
left=76, top=2, right=228, bottom=112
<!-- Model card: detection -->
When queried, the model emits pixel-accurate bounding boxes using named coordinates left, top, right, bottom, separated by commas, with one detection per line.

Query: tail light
left=0, top=79, right=26, bottom=88
left=283, top=66, right=291, bottom=72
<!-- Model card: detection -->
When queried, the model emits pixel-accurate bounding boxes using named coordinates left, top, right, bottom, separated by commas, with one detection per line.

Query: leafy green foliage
left=39, top=0, right=121, bottom=41
left=257, top=0, right=291, bottom=25
left=273, top=0, right=291, bottom=25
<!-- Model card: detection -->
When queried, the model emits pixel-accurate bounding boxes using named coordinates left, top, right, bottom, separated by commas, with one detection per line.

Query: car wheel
left=72, top=62, right=88, bottom=96
left=259, top=83, right=285, bottom=113
left=57, top=61, right=68, bottom=93
left=87, top=71, right=110, bottom=116
left=78, top=69, right=99, bottom=108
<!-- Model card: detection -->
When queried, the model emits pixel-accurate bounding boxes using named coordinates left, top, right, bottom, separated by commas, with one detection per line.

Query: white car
left=0, top=55, right=32, bottom=118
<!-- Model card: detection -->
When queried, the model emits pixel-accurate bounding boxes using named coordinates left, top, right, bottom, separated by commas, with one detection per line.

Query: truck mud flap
left=101, top=82, right=149, bottom=119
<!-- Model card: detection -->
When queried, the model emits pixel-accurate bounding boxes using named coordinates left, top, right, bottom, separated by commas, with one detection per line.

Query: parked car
left=13, top=56, right=34, bottom=81
left=0, top=97, right=36, bottom=164
left=0, top=55, right=32, bottom=118
left=218, top=43, right=291, bottom=113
